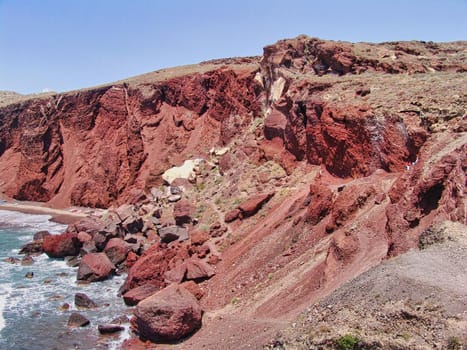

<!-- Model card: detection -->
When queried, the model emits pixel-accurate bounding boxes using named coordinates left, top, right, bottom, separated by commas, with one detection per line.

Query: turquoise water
left=0, top=210, right=130, bottom=350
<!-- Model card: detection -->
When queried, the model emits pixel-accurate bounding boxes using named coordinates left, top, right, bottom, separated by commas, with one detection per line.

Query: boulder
left=98, top=324, right=125, bottom=334
left=190, top=230, right=209, bottom=246
left=162, top=159, right=202, bottom=185
left=68, top=312, right=90, bottom=327
left=123, top=284, right=159, bottom=306
left=77, top=231, right=92, bottom=243
left=224, top=208, right=240, bottom=223
left=19, top=240, right=43, bottom=255
left=43, top=233, right=81, bottom=258
left=133, top=284, right=202, bottom=341
left=104, top=238, right=132, bottom=265
left=120, top=245, right=170, bottom=294
left=159, top=226, right=188, bottom=243
left=185, top=258, right=215, bottom=281
left=238, top=192, right=274, bottom=218
left=122, top=215, right=144, bottom=234
left=75, top=292, right=98, bottom=309
left=181, top=280, right=204, bottom=300
left=77, top=253, right=115, bottom=282
left=33, top=230, right=51, bottom=240
left=21, top=256, right=34, bottom=265
left=164, top=263, right=187, bottom=284
left=173, top=199, right=194, bottom=226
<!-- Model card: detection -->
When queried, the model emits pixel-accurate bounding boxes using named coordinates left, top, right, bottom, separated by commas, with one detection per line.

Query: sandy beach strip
left=0, top=202, right=88, bottom=225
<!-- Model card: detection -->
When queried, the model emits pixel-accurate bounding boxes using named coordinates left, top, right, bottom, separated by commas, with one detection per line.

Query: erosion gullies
left=0, top=37, right=466, bottom=348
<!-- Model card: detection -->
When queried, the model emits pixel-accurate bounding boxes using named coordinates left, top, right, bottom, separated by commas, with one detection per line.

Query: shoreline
left=0, top=202, right=89, bottom=225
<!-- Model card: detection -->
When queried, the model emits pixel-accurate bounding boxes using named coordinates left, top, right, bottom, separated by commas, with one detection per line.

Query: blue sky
left=0, top=0, right=466, bottom=94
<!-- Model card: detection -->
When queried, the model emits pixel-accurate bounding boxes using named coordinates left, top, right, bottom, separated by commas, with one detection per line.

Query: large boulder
left=133, top=284, right=202, bottom=342
left=104, top=238, right=132, bottom=265
left=77, top=253, right=115, bottom=282
left=123, top=284, right=159, bottom=306
left=43, top=233, right=81, bottom=258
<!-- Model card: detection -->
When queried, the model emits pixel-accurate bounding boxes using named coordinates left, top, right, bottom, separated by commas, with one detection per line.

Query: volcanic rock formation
left=1, top=36, right=466, bottom=348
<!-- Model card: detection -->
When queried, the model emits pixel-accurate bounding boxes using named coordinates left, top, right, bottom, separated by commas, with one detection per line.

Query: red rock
left=133, top=284, right=202, bottom=341
left=125, top=251, right=139, bottom=268
left=77, top=253, right=115, bottom=282
left=264, top=109, right=287, bottom=140
left=43, top=233, right=81, bottom=258
left=173, top=199, right=194, bottom=226
left=185, top=258, right=215, bottom=281
left=77, top=231, right=92, bottom=243
left=104, top=237, right=131, bottom=265
left=209, top=221, right=227, bottom=237
left=120, top=244, right=176, bottom=294
left=190, top=230, right=209, bottom=246
left=123, top=284, right=159, bottom=306
left=181, top=280, right=204, bottom=300
left=224, top=208, right=240, bottom=223
left=164, top=263, right=187, bottom=284
left=238, top=192, right=274, bottom=218
left=305, top=183, right=333, bottom=225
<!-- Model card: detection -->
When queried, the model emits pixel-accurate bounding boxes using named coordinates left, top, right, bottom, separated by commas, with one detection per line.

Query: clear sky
left=1, top=0, right=466, bottom=94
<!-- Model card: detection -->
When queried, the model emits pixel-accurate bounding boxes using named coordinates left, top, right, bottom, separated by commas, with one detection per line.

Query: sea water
left=0, top=210, right=131, bottom=350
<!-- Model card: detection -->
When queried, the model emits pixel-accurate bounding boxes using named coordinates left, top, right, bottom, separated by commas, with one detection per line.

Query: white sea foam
left=0, top=210, right=66, bottom=234
left=0, top=294, right=5, bottom=332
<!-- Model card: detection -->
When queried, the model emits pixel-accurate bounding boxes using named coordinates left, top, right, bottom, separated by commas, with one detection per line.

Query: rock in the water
left=75, top=292, right=98, bottom=309
left=24, top=271, right=34, bottom=279
left=21, top=256, right=34, bottom=265
left=104, top=238, right=131, bottom=265
left=133, top=284, right=202, bottom=341
left=3, top=257, right=20, bottom=264
left=123, top=284, right=159, bottom=306
left=19, top=240, right=44, bottom=255
left=158, top=226, right=188, bottom=243
left=33, top=230, right=51, bottom=241
left=68, top=312, right=90, bottom=327
left=98, top=324, right=125, bottom=334
left=43, top=233, right=81, bottom=258
left=173, top=199, right=194, bottom=226
left=77, top=253, right=115, bottom=282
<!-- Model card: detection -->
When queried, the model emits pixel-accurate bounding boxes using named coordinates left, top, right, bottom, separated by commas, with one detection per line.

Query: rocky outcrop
left=132, top=284, right=202, bottom=342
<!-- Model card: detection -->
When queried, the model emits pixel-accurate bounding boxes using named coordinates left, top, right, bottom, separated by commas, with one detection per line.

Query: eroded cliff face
left=0, top=60, right=262, bottom=207
left=0, top=37, right=466, bottom=348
